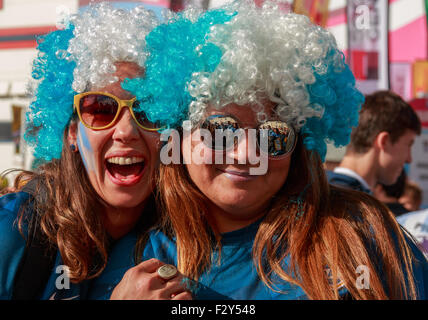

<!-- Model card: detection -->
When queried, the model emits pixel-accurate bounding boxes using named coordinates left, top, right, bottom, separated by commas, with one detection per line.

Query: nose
left=111, top=108, right=140, bottom=143
left=225, top=129, right=258, bottom=164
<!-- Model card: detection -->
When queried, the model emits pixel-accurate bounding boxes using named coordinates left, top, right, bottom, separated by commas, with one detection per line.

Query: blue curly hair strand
left=25, top=26, right=76, bottom=161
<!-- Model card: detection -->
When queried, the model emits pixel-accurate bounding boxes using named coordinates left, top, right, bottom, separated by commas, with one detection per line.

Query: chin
left=106, top=191, right=149, bottom=208
left=110, top=199, right=146, bottom=209
left=216, top=195, right=257, bottom=211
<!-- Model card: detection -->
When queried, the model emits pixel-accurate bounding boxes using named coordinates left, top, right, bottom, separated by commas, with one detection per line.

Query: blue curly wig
left=25, top=26, right=76, bottom=161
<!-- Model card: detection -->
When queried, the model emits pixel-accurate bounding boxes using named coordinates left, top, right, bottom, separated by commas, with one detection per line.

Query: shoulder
left=327, top=170, right=369, bottom=193
left=376, top=222, right=428, bottom=299
left=0, top=191, right=32, bottom=299
left=0, top=191, right=31, bottom=215
left=326, top=170, right=347, bottom=180
left=0, top=191, right=31, bottom=242
left=327, top=170, right=355, bottom=186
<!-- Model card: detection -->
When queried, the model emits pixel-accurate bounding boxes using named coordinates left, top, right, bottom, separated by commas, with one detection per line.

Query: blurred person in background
left=327, top=91, right=421, bottom=195
left=400, top=180, right=423, bottom=212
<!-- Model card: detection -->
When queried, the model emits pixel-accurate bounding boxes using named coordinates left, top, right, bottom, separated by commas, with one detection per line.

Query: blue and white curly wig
left=125, top=0, right=364, bottom=161
left=25, top=2, right=158, bottom=161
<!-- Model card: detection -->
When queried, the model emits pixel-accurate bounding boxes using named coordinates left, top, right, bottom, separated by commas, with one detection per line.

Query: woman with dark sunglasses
left=111, top=0, right=427, bottom=300
left=0, top=3, right=191, bottom=300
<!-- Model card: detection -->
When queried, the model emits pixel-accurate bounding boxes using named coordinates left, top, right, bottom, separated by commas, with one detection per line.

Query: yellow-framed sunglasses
left=73, top=91, right=162, bottom=131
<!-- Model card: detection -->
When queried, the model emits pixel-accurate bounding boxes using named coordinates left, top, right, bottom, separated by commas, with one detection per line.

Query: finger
left=156, top=276, right=189, bottom=299
left=171, top=291, right=193, bottom=300
left=135, top=258, right=164, bottom=273
left=164, top=276, right=187, bottom=292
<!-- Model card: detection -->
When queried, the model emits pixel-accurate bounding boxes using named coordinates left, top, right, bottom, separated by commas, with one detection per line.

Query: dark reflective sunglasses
left=200, top=114, right=297, bottom=158
left=73, top=92, right=162, bottom=131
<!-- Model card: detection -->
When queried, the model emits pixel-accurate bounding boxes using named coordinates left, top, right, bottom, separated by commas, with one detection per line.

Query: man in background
left=328, top=91, right=421, bottom=195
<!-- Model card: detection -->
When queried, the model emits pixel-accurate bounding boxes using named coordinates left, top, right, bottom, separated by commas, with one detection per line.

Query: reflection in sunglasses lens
left=79, top=94, right=118, bottom=128
left=202, top=116, right=239, bottom=151
left=259, top=120, right=295, bottom=156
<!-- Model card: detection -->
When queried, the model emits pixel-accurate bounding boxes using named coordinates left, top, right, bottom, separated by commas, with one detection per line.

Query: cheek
left=76, top=122, right=100, bottom=172
left=265, top=157, right=291, bottom=187
left=185, top=162, right=214, bottom=190
left=143, top=132, right=161, bottom=162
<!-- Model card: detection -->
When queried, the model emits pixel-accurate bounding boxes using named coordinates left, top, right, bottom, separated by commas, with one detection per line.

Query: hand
left=110, top=258, right=193, bottom=300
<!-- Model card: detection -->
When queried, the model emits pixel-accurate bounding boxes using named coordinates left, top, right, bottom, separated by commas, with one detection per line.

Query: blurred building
left=0, top=0, right=79, bottom=178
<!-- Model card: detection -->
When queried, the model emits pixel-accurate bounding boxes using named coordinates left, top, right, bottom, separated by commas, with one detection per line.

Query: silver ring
left=157, top=264, right=178, bottom=281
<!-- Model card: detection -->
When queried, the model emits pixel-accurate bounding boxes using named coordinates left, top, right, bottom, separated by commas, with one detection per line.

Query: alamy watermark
left=355, top=265, right=370, bottom=290
left=355, top=5, right=371, bottom=30
left=326, top=264, right=370, bottom=291
left=55, top=265, right=70, bottom=290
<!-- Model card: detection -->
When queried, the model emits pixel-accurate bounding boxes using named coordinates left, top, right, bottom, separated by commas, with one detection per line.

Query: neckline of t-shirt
left=220, top=215, right=265, bottom=245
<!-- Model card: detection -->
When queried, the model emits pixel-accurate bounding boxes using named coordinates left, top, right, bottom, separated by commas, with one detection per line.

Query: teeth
left=106, top=157, right=144, bottom=165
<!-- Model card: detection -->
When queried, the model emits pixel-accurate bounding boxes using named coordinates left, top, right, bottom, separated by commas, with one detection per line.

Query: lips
left=105, top=154, right=146, bottom=186
left=223, top=169, right=251, bottom=176
left=217, top=168, right=257, bottom=182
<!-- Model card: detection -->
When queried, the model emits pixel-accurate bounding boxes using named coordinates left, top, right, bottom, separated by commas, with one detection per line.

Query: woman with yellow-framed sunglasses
left=0, top=2, right=190, bottom=301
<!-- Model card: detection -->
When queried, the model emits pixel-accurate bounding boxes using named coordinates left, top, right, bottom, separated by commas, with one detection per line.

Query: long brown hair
left=12, top=127, right=156, bottom=283
left=158, top=137, right=419, bottom=299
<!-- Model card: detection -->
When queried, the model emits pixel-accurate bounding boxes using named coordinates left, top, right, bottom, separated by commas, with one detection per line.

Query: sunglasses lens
left=132, top=101, right=161, bottom=130
left=258, top=120, right=296, bottom=157
left=78, top=94, right=118, bottom=128
left=201, top=116, right=240, bottom=151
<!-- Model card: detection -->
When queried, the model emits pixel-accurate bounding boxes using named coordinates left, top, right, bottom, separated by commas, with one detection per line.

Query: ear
left=374, top=131, right=391, bottom=152
left=67, top=120, right=79, bottom=151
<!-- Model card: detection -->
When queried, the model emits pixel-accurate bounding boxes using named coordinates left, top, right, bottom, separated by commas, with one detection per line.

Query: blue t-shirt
left=0, top=191, right=139, bottom=300
left=140, top=218, right=428, bottom=300
left=2, top=191, right=427, bottom=299
left=90, top=216, right=428, bottom=300
left=143, top=219, right=308, bottom=300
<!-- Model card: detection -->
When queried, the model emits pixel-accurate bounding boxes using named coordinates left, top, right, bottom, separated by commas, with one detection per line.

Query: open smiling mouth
left=105, top=156, right=146, bottom=186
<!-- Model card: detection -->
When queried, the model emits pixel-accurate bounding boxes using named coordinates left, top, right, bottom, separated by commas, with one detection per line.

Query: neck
left=339, top=150, right=378, bottom=190
left=101, top=201, right=146, bottom=240
left=206, top=201, right=268, bottom=234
